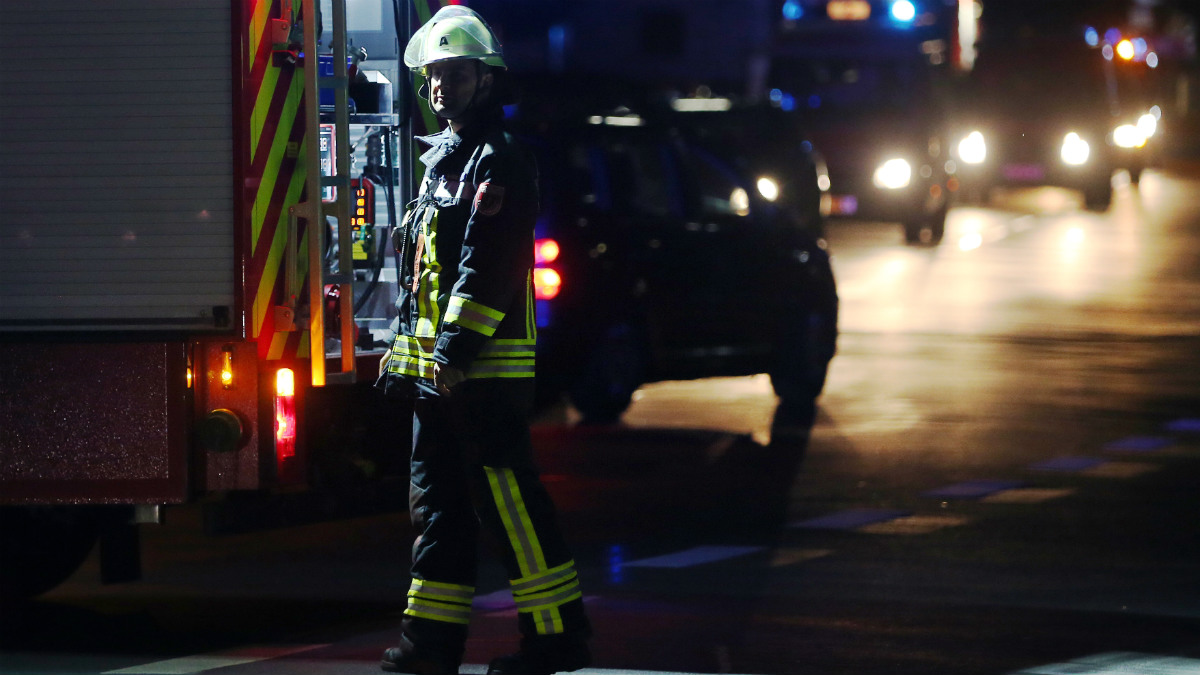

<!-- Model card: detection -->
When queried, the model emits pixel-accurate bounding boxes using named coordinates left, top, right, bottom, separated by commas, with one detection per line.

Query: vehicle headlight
left=1113, top=124, right=1146, bottom=149
left=1061, top=132, right=1090, bottom=165
left=756, top=176, right=780, bottom=202
left=873, top=158, right=912, bottom=190
left=1137, top=112, right=1158, bottom=138
left=730, top=187, right=751, bottom=216
left=957, top=131, right=987, bottom=164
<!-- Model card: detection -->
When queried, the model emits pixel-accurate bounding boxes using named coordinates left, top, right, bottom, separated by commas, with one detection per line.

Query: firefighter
left=376, top=7, right=591, bottom=675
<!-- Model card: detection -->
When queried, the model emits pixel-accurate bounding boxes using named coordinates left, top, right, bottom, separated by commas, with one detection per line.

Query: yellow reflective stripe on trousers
left=409, top=578, right=474, bottom=603
left=404, top=600, right=471, bottom=624
left=484, top=466, right=570, bottom=635
left=445, top=295, right=505, bottom=336
left=512, top=579, right=581, bottom=614
left=484, top=466, right=547, bottom=579
left=509, top=560, right=577, bottom=595
left=405, top=578, right=473, bottom=625
left=511, top=561, right=578, bottom=635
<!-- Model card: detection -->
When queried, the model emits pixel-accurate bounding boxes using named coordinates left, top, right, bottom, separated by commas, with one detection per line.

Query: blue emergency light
left=890, top=0, right=916, bottom=23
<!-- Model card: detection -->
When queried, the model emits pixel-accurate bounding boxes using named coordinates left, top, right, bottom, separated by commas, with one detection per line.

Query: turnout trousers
left=399, top=380, right=589, bottom=663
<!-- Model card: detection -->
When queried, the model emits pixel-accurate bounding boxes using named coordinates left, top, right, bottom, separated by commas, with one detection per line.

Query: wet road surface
left=4, top=172, right=1200, bottom=674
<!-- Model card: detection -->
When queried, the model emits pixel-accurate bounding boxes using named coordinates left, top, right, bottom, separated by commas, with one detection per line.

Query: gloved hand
left=433, top=362, right=465, bottom=396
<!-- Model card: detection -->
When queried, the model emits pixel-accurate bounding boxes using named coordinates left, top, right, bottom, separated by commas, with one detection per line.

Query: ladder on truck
left=288, top=0, right=397, bottom=386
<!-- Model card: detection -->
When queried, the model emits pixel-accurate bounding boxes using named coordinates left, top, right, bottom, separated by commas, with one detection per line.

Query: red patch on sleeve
left=473, top=181, right=506, bottom=217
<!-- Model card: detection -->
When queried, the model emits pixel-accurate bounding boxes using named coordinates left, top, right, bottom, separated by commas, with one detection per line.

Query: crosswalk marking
left=102, top=645, right=327, bottom=674
left=924, top=479, right=1025, bottom=499
left=620, top=545, right=764, bottom=569
left=1011, top=651, right=1200, bottom=674
left=1030, top=456, right=1107, bottom=472
left=857, top=514, right=969, bottom=535
left=982, top=487, right=1076, bottom=503
left=1104, top=436, right=1174, bottom=453
left=463, top=662, right=763, bottom=667
left=109, top=656, right=768, bottom=675
left=1081, top=461, right=1159, bottom=478
left=1165, top=418, right=1200, bottom=433
left=768, top=548, right=833, bottom=566
left=791, top=508, right=911, bottom=530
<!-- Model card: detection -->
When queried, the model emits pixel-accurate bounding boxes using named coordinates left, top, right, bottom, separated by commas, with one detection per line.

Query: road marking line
left=1165, top=417, right=1200, bottom=433
left=460, top=662, right=768, bottom=667
left=1081, top=461, right=1159, bottom=478
left=1010, top=651, right=1200, bottom=674
left=924, top=479, right=1025, bottom=499
left=768, top=548, right=833, bottom=566
left=1030, top=456, right=1107, bottom=472
left=1104, top=436, right=1174, bottom=453
left=791, top=508, right=911, bottom=530
left=982, top=487, right=1076, bottom=503
left=110, top=659, right=768, bottom=675
left=620, top=545, right=764, bottom=569
left=857, top=515, right=969, bottom=535
left=102, top=644, right=327, bottom=674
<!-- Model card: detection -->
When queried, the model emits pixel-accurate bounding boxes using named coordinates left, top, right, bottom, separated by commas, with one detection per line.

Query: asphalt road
left=4, top=171, right=1200, bottom=675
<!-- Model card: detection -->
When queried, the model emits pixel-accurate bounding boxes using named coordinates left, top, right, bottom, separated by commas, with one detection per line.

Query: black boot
left=382, top=617, right=466, bottom=674
left=380, top=647, right=459, bottom=675
left=486, top=637, right=590, bottom=675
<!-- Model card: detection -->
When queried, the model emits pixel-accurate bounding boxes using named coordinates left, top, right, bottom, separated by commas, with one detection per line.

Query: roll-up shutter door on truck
left=0, top=0, right=235, bottom=331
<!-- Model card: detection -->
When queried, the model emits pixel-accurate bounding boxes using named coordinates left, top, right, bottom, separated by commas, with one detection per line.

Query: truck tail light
left=274, top=368, right=296, bottom=460
left=534, top=267, right=561, bottom=300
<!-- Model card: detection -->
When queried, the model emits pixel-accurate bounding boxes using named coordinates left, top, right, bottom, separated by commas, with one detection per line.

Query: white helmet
left=404, top=6, right=506, bottom=72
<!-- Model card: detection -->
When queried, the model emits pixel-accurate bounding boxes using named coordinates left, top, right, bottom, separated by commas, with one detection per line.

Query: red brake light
left=534, top=267, right=561, bottom=300
left=535, top=238, right=560, bottom=264
left=274, top=368, right=296, bottom=460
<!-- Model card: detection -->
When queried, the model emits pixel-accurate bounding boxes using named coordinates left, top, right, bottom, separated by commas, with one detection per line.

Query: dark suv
left=510, top=99, right=838, bottom=423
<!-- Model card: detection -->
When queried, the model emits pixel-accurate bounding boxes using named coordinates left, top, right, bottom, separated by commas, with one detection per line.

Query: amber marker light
left=220, top=345, right=234, bottom=389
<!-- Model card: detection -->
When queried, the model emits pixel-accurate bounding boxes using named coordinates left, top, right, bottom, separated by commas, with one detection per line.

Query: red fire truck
left=0, top=0, right=434, bottom=601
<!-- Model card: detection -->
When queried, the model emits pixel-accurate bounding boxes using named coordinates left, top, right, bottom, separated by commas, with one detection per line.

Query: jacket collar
left=416, top=110, right=503, bottom=169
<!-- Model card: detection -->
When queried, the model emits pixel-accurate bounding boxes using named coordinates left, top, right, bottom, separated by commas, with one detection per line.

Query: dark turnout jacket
left=378, top=111, right=539, bottom=398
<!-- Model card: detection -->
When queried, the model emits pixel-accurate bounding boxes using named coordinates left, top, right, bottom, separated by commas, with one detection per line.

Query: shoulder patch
left=473, top=181, right=506, bottom=217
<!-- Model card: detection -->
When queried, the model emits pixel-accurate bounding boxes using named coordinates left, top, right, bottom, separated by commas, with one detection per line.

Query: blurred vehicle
left=663, top=98, right=829, bottom=238
left=509, top=95, right=838, bottom=423
left=949, top=29, right=1164, bottom=211
left=768, top=0, right=956, bottom=245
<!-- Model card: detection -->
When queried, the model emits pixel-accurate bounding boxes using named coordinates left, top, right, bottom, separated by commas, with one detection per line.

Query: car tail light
left=274, top=368, right=296, bottom=460
left=534, top=267, right=562, bottom=300
left=535, top=238, right=560, bottom=264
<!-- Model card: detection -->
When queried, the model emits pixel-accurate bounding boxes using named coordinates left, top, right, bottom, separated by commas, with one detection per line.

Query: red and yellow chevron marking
left=242, top=0, right=446, bottom=362
left=244, top=0, right=311, bottom=362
